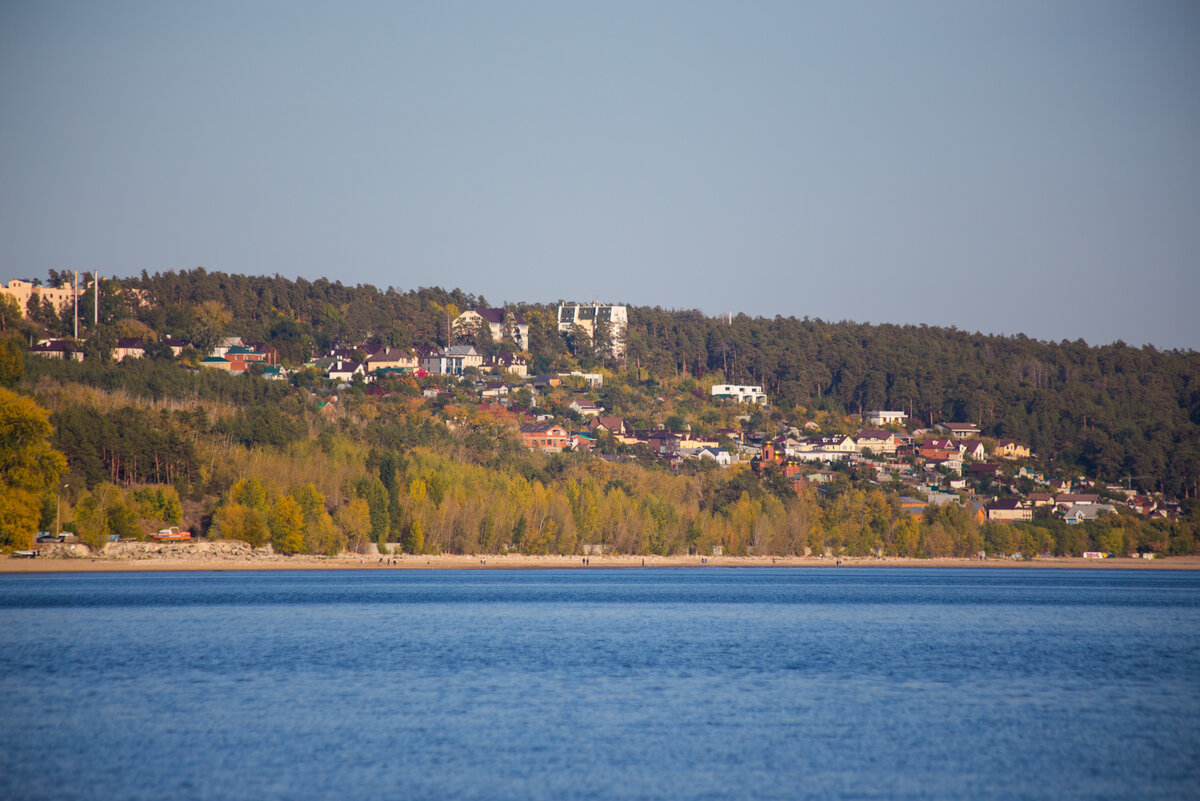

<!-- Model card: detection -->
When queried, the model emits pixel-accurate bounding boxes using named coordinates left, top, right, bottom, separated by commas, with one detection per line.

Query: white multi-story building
left=557, top=303, right=627, bottom=357
left=710, top=384, right=768, bottom=405
left=866, top=410, right=908, bottom=426
left=453, top=307, right=529, bottom=351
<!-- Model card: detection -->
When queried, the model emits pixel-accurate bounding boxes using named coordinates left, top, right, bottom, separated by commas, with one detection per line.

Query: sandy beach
left=2, top=541, right=1197, bottom=573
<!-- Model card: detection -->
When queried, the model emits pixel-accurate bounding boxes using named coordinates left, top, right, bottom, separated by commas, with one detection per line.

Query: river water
left=1, top=567, right=1197, bottom=800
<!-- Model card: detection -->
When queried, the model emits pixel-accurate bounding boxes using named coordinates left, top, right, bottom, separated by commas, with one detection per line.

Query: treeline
left=204, top=444, right=1200, bottom=558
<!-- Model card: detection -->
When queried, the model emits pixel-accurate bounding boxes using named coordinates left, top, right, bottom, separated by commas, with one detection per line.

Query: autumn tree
left=269, top=495, right=306, bottom=555
left=0, top=389, right=67, bottom=549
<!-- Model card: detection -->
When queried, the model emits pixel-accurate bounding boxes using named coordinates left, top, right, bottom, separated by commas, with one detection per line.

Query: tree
left=189, top=300, right=232, bottom=355
left=0, top=389, right=67, bottom=549
left=0, top=338, right=23, bottom=388
left=335, top=498, right=372, bottom=553
left=213, top=502, right=269, bottom=547
left=0, top=295, right=25, bottom=335
left=269, top=495, right=307, bottom=555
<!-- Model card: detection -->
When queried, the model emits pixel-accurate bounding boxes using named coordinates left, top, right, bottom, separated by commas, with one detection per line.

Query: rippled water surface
left=2, top=568, right=1198, bottom=800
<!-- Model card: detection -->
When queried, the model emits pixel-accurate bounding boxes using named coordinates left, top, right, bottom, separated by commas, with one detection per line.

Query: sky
left=2, top=1, right=1198, bottom=350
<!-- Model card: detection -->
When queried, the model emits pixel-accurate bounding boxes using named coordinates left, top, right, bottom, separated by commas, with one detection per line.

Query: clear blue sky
left=2, top=1, right=1197, bottom=349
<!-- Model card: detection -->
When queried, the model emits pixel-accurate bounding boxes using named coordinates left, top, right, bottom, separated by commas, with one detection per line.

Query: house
left=199, top=355, right=236, bottom=372
left=959, top=439, right=986, bottom=461
left=454, top=307, right=530, bottom=351
left=1128, top=495, right=1158, bottom=515
left=695, top=447, right=733, bottom=467
left=454, top=307, right=506, bottom=342
left=563, top=371, right=603, bottom=388
left=223, top=345, right=268, bottom=371
left=365, top=348, right=418, bottom=373
left=28, top=339, right=83, bottom=361
left=328, top=361, right=366, bottom=382
left=940, top=422, right=981, bottom=439
left=1016, top=466, right=1043, bottom=482
left=570, top=400, right=603, bottom=418
left=243, top=342, right=279, bottom=365
left=994, top=439, right=1031, bottom=459
left=648, top=430, right=682, bottom=456
left=791, top=435, right=857, bottom=462
left=710, top=384, right=768, bottom=405
left=212, top=337, right=245, bottom=358
left=161, top=337, right=190, bottom=357
left=209, top=345, right=268, bottom=373
left=965, top=463, right=1002, bottom=479
left=444, top=345, right=483, bottom=374
left=570, top=432, right=595, bottom=451
left=520, top=422, right=570, bottom=452
left=987, top=498, right=1032, bottom=522
left=926, top=491, right=962, bottom=507
left=866, top=410, right=908, bottom=427
left=417, top=347, right=450, bottom=375
left=811, top=435, right=857, bottom=453
left=1027, top=492, right=1055, bottom=507
left=590, top=416, right=628, bottom=437
left=112, top=338, right=145, bottom=361
left=1062, top=504, right=1117, bottom=524
left=855, top=429, right=897, bottom=455
left=918, top=439, right=959, bottom=460
left=480, top=381, right=510, bottom=400
left=926, top=456, right=963, bottom=474
left=489, top=352, right=528, bottom=377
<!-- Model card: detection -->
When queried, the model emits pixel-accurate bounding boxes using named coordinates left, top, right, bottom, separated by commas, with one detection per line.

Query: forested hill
left=626, top=308, right=1200, bottom=498
left=72, top=268, right=1200, bottom=497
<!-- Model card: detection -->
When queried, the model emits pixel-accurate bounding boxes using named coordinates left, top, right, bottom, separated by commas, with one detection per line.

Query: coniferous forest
left=2, top=267, right=1197, bottom=557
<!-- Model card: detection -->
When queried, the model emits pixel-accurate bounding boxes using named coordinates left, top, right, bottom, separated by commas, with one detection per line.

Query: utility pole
left=73, top=271, right=78, bottom=339
left=94, top=271, right=99, bottom=325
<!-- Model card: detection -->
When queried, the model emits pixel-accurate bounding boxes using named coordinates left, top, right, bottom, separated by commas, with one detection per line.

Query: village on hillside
left=5, top=275, right=1181, bottom=547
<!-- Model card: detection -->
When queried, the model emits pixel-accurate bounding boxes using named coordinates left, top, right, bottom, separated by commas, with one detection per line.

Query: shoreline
left=2, top=551, right=1198, bottom=574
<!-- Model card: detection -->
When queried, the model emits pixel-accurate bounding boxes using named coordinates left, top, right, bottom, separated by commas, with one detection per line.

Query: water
left=1, top=568, right=1197, bottom=800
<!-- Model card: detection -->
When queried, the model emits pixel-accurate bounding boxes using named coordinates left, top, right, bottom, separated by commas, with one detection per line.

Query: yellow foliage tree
left=269, top=496, right=306, bottom=555
left=0, top=389, right=67, bottom=549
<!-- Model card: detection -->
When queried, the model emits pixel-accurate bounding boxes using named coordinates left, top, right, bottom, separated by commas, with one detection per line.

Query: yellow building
left=1, top=279, right=80, bottom=317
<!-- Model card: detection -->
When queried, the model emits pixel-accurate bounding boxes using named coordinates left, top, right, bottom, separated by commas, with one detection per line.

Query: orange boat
left=152, top=527, right=191, bottom=541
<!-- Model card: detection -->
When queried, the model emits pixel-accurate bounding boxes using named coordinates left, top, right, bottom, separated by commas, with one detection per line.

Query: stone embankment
left=37, top=540, right=276, bottom=561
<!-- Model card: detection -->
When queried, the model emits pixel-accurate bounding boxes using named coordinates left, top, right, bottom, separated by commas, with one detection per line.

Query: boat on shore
left=151, top=527, right=191, bottom=542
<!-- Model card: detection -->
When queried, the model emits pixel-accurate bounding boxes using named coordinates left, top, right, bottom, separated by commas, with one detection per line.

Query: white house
left=443, top=345, right=483, bottom=374
left=328, top=361, right=366, bottom=382
left=710, top=384, right=767, bottom=405
left=570, top=400, right=604, bottom=418
left=866, top=410, right=908, bottom=426
left=695, top=447, right=733, bottom=467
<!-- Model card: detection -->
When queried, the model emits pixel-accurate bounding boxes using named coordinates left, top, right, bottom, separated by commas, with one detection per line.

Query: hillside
left=1, top=268, right=1197, bottom=558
